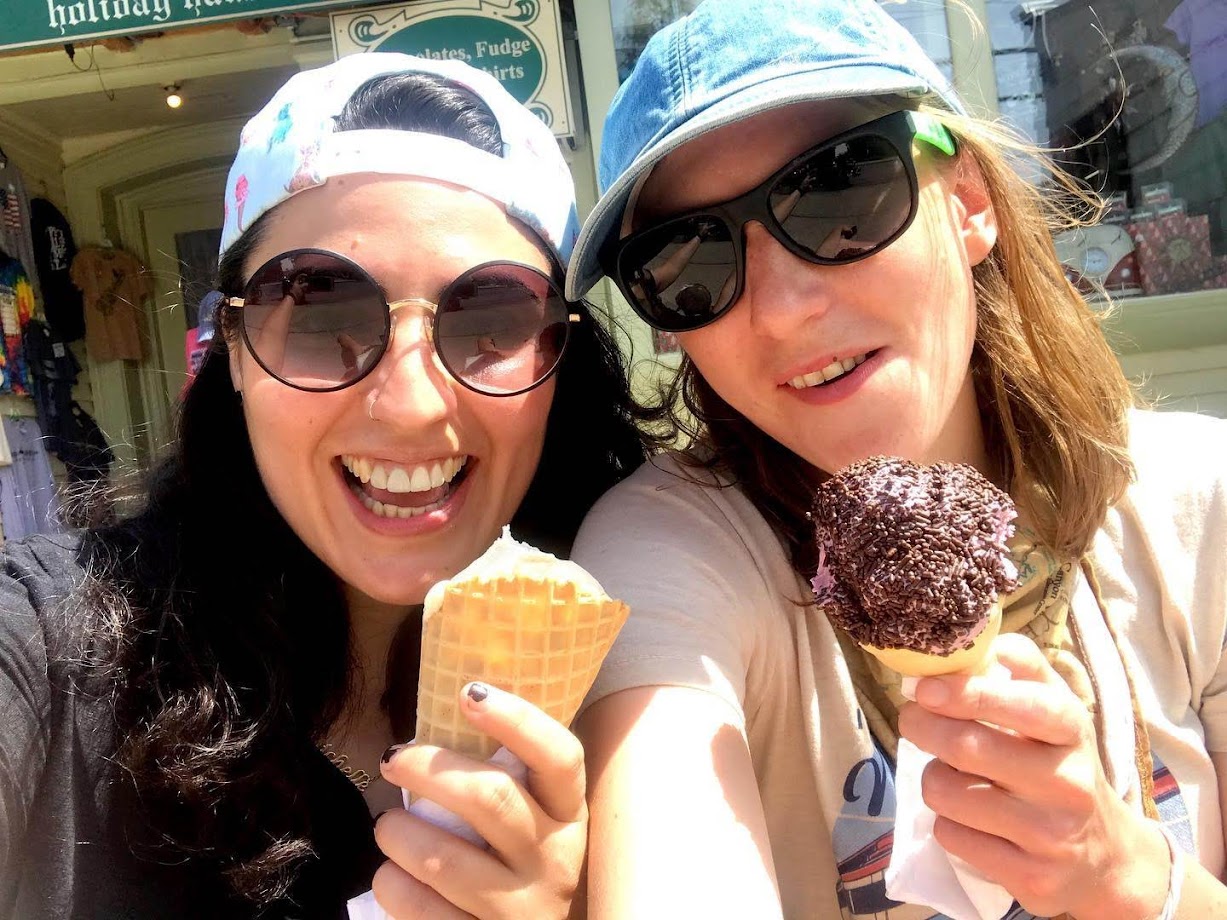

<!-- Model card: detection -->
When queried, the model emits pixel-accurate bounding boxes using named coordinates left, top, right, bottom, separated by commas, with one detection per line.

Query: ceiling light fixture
left=164, top=84, right=183, bottom=109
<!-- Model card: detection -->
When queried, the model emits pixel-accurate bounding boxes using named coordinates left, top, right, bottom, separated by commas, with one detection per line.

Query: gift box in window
left=1126, top=207, right=1214, bottom=296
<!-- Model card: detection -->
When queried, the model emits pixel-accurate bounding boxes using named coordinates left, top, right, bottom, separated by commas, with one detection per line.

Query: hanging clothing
left=29, top=199, right=84, bottom=342
left=0, top=417, right=59, bottom=541
left=0, top=257, right=35, bottom=395
left=0, top=149, right=41, bottom=305
left=70, top=247, right=153, bottom=362
left=25, top=320, right=76, bottom=458
left=24, top=320, right=112, bottom=486
left=57, top=402, right=112, bottom=486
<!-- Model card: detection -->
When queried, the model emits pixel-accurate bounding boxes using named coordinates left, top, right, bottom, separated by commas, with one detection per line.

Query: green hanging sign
left=331, top=0, right=574, bottom=137
left=0, top=0, right=365, bottom=52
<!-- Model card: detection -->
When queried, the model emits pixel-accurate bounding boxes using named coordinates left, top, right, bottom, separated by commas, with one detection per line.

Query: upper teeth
left=788, top=354, right=868, bottom=389
left=341, top=455, right=466, bottom=492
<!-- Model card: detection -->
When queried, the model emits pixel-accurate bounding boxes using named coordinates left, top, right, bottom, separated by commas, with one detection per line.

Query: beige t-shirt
left=575, top=409, right=1227, bottom=919
left=70, top=247, right=152, bottom=362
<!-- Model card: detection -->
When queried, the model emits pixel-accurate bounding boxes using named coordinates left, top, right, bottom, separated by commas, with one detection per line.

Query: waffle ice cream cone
left=415, top=528, right=630, bottom=760
left=862, top=603, right=1003, bottom=677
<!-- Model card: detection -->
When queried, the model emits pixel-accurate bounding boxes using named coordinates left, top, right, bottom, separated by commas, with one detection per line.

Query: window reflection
left=610, top=0, right=703, bottom=80
left=994, top=0, right=1226, bottom=296
left=610, top=0, right=953, bottom=81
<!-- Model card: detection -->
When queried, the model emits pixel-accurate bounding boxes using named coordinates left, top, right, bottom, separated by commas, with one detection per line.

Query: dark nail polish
left=381, top=743, right=405, bottom=764
left=467, top=682, right=489, bottom=703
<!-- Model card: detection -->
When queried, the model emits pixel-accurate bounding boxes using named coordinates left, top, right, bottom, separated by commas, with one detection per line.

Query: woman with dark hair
left=567, top=1, right=1227, bottom=918
left=0, top=54, right=644, bottom=919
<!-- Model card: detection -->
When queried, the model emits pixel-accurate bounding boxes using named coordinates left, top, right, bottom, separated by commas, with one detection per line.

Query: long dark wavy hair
left=76, top=72, right=646, bottom=907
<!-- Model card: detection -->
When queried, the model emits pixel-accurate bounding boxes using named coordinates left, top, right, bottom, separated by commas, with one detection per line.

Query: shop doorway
left=145, top=203, right=221, bottom=374
left=141, top=194, right=224, bottom=449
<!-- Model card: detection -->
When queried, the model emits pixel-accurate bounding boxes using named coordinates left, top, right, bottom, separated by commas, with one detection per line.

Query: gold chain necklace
left=317, top=741, right=373, bottom=792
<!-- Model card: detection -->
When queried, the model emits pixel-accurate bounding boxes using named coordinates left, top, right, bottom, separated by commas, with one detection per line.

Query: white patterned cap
left=220, top=52, right=578, bottom=265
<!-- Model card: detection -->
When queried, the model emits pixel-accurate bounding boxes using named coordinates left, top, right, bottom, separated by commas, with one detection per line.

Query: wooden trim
left=0, top=109, right=68, bottom=208
left=1100, top=289, right=1227, bottom=356
left=945, top=0, right=1000, bottom=117
left=0, top=26, right=303, bottom=105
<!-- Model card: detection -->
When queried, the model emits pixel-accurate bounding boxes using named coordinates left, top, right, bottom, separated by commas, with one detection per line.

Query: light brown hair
left=638, top=100, right=1136, bottom=576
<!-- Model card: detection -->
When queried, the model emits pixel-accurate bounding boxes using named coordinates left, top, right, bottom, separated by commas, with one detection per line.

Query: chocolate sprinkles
left=811, top=457, right=1018, bottom=654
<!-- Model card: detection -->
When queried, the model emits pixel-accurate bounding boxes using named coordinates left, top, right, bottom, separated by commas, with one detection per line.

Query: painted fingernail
left=466, top=682, right=489, bottom=703
left=381, top=743, right=406, bottom=764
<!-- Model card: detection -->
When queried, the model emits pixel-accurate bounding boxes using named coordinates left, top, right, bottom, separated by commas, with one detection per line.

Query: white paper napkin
left=347, top=746, right=529, bottom=920
left=884, top=673, right=1015, bottom=920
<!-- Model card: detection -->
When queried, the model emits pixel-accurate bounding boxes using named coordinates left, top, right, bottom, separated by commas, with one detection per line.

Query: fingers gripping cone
left=415, top=528, right=630, bottom=760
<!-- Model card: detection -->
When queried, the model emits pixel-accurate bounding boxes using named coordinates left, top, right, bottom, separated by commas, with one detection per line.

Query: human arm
left=374, top=684, right=586, bottom=920
left=900, top=634, right=1227, bottom=920
left=576, top=685, right=782, bottom=920
left=0, top=547, right=57, bottom=901
left=563, top=460, right=797, bottom=919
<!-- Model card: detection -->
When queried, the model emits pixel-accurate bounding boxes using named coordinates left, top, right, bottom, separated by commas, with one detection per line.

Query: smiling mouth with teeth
left=340, top=454, right=470, bottom=519
left=787, top=352, right=871, bottom=389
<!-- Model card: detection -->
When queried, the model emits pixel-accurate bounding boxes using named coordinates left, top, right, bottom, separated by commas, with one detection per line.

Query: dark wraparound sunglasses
left=602, top=110, right=958, bottom=332
left=228, top=249, right=578, bottom=397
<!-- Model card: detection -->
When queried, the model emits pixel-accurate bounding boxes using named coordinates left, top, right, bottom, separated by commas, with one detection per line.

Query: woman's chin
left=339, top=569, right=431, bottom=611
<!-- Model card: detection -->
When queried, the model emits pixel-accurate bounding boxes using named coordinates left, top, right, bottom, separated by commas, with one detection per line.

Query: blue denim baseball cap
left=566, top=0, right=966, bottom=299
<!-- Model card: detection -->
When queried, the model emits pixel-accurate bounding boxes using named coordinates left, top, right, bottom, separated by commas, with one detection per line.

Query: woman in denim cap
left=0, top=55, right=645, bottom=918
left=567, top=0, right=1227, bottom=917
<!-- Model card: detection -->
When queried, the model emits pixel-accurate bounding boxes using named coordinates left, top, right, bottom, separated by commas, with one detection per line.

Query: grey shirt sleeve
left=0, top=535, right=81, bottom=904
left=0, top=565, right=51, bottom=889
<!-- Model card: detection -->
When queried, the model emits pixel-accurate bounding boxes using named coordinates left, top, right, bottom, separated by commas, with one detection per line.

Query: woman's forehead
left=248, top=175, right=552, bottom=280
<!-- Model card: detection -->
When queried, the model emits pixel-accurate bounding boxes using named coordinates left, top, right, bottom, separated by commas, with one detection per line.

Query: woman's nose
left=740, top=221, right=835, bottom=338
left=365, top=310, right=455, bottom=427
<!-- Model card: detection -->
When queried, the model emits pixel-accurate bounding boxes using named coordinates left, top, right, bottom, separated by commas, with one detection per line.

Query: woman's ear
left=948, top=153, right=998, bottom=267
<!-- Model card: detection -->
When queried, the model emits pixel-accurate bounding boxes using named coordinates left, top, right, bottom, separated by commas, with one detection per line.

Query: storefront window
left=609, top=1, right=952, bottom=83
left=993, top=0, right=1227, bottom=297
left=610, top=0, right=703, bottom=81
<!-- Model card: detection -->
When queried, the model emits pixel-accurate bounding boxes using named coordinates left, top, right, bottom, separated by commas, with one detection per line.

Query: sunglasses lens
left=435, top=263, right=570, bottom=396
left=770, top=134, right=912, bottom=261
left=242, top=252, right=387, bottom=390
left=617, top=216, right=737, bottom=331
